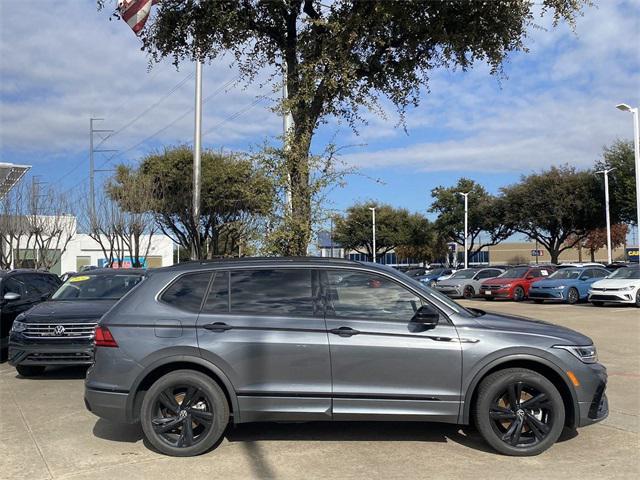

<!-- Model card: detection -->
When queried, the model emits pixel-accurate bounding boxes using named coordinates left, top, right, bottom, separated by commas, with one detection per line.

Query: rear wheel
left=463, top=285, right=475, bottom=299
left=474, top=368, right=565, bottom=456
left=140, top=370, right=229, bottom=456
left=513, top=286, right=525, bottom=302
left=567, top=287, right=580, bottom=305
left=16, top=365, right=46, bottom=377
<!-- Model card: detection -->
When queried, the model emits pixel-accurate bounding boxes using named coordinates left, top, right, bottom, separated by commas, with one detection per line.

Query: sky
left=1, top=0, right=639, bottom=228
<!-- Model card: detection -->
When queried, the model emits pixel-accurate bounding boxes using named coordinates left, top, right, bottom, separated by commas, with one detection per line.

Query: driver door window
left=325, top=270, right=422, bottom=322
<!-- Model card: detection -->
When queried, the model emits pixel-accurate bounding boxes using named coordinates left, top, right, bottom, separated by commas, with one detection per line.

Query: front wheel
left=567, top=287, right=580, bottom=305
left=463, top=285, right=475, bottom=299
left=635, top=290, right=640, bottom=308
left=513, top=286, right=525, bottom=302
left=474, top=368, right=565, bottom=456
left=140, top=370, right=229, bottom=456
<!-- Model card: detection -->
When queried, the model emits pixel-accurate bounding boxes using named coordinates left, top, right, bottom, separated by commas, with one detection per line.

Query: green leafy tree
left=595, top=140, right=637, bottom=225
left=394, top=215, right=441, bottom=264
left=333, top=202, right=429, bottom=262
left=501, top=166, right=604, bottom=264
left=108, top=146, right=274, bottom=259
left=101, top=0, right=587, bottom=255
left=430, top=178, right=513, bottom=260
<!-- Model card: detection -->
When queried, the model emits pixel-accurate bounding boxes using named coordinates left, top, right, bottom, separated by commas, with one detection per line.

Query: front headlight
left=554, top=285, right=566, bottom=290
left=11, top=320, right=27, bottom=333
left=619, top=285, right=634, bottom=291
left=554, top=344, right=598, bottom=364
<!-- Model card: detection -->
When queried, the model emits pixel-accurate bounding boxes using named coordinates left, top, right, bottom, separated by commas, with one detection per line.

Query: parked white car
left=588, top=266, right=640, bottom=307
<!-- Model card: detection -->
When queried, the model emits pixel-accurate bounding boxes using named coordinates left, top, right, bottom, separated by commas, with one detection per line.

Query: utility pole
left=89, top=118, right=116, bottom=220
left=369, top=207, right=376, bottom=263
left=596, top=168, right=615, bottom=264
left=457, top=192, right=471, bottom=269
left=192, top=60, right=203, bottom=261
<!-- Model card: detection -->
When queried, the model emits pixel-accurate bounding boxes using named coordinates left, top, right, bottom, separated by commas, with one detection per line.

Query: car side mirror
left=3, top=292, right=21, bottom=302
left=411, top=305, right=439, bottom=328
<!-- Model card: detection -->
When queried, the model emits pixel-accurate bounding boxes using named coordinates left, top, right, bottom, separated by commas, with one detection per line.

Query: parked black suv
left=0, top=269, right=61, bottom=362
left=9, top=269, right=144, bottom=376
left=85, top=258, right=607, bottom=457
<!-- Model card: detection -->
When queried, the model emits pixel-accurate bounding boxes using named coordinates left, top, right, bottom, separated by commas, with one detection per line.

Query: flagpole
left=192, top=59, right=202, bottom=261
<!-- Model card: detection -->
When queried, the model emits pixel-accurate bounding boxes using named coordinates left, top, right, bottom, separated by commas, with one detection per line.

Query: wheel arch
left=127, top=355, right=240, bottom=424
left=461, top=355, right=579, bottom=429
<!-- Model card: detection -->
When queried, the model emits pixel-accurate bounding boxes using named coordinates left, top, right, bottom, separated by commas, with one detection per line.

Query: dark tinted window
left=2, top=277, right=26, bottom=297
left=326, top=270, right=422, bottom=321
left=202, top=271, right=229, bottom=313
left=161, top=272, right=211, bottom=312
left=229, top=269, right=316, bottom=317
left=591, top=269, right=608, bottom=278
left=476, top=269, right=500, bottom=279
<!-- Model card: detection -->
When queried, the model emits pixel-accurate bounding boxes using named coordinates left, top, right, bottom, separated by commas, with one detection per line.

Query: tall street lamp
left=457, top=192, right=471, bottom=269
left=616, top=103, right=640, bottom=262
left=369, top=206, right=376, bottom=263
left=595, top=168, right=615, bottom=264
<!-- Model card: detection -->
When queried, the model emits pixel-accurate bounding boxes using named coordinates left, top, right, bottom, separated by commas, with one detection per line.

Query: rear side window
left=161, top=272, right=211, bottom=312
left=229, top=269, right=317, bottom=317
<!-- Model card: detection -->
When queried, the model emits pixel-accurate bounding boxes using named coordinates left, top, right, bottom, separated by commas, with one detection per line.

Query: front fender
left=459, top=349, right=579, bottom=427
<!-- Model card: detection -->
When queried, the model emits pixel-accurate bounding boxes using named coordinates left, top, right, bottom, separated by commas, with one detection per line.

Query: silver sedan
left=434, top=267, right=504, bottom=298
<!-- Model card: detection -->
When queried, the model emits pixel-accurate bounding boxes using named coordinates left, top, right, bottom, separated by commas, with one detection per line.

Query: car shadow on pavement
left=226, top=421, right=495, bottom=454
left=13, top=365, right=88, bottom=380
left=93, top=419, right=144, bottom=443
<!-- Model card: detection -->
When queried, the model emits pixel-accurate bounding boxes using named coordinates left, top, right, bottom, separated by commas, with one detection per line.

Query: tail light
left=94, top=325, right=118, bottom=348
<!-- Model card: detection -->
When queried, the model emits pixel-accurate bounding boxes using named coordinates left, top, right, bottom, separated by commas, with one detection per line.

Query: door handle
left=203, top=322, right=233, bottom=332
left=329, top=327, right=361, bottom=337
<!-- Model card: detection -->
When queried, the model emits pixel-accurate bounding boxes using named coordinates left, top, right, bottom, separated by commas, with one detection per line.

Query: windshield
left=608, top=268, right=640, bottom=280
left=498, top=267, right=529, bottom=279
left=52, top=273, right=144, bottom=300
left=549, top=268, right=581, bottom=280
left=426, top=268, right=445, bottom=276
left=450, top=269, right=477, bottom=279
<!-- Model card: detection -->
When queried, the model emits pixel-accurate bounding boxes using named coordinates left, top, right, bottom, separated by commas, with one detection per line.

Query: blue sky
left=1, top=0, right=639, bottom=227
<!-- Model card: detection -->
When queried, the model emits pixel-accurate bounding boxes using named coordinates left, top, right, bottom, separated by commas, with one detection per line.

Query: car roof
left=0, top=269, right=58, bottom=278
left=69, top=268, right=145, bottom=277
left=152, top=256, right=364, bottom=275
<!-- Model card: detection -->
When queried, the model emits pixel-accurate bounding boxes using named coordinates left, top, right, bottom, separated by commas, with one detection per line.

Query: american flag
left=118, top=0, right=158, bottom=35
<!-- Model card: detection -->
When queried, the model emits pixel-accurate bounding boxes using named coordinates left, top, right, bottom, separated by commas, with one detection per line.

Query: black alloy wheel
left=463, top=285, right=475, bottom=299
left=567, top=287, right=580, bottom=305
left=141, top=370, right=229, bottom=456
left=513, top=286, right=525, bottom=302
left=635, top=290, right=640, bottom=308
left=474, top=368, right=565, bottom=456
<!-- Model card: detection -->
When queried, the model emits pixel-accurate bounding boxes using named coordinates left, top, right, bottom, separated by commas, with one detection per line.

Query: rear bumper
left=84, top=386, right=132, bottom=424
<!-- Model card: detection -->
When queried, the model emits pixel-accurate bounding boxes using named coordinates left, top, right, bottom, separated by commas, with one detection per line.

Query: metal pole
left=603, top=170, right=613, bottom=264
left=89, top=118, right=95, bottom=219
left=463, top=194, right=468, bottom=269
left=369, top=207, right=376, bottom=263
left=191, top=61, right=203, bottom=261
left=633, top=108, right=640, bottom=263
left=330, top=216, right=334, bottom=258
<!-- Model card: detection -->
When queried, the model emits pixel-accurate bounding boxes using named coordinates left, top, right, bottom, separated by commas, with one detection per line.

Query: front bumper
left=589, top=291, right=637, bottom=304
left=434, top=285, right=462, bottom=297
left=529, top=289, right=565, bottom=301
left=8, top=339, right=94, bottom=366
left=576, top=364, right=609, bottom=427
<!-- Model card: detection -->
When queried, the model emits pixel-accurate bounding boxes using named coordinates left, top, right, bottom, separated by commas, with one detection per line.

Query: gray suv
left=84, top=258, right=608, bottom=457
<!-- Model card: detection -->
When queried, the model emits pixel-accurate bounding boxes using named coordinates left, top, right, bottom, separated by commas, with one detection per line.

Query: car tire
left=513, top=286, right=525, bottom=302
left=567, top=287, right=580, bottom=305
left=635, top=290, right=640, bottom=308
left=140, top=369, right=229, bottom=457
left=463, top=285, right=475, bottom=299
left=474, top=368, right=565, bottom=456
left=16, top=365, right=46, bottom=377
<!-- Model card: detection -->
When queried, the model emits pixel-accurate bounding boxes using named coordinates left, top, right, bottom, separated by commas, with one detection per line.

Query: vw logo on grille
left=53, top=325, right=66, bottom=336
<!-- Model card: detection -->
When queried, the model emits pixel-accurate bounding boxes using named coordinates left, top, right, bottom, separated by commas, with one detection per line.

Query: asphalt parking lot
left=1, top=301, right=638, bottom=480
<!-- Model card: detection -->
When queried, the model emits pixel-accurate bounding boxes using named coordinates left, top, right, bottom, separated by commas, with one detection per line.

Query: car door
left=579, top=269, right=607, bottom=298
left=0, top=276, right=32, bottom=360
left=196, top=268, right=332, bottom=422
left=322, top=268, right=462, bottom=422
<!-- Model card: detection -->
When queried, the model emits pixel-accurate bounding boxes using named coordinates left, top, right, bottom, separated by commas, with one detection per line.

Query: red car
left=480, top=266, right=555, bottom=301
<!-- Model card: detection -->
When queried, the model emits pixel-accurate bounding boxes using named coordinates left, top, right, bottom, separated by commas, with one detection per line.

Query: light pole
left=595, top=168, right=615, bottom=264
left=369, top=207, right=376, bottom=263
left=457, top=192, right=470, bottom=269
left=616, top=103, right=640, bottom=262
